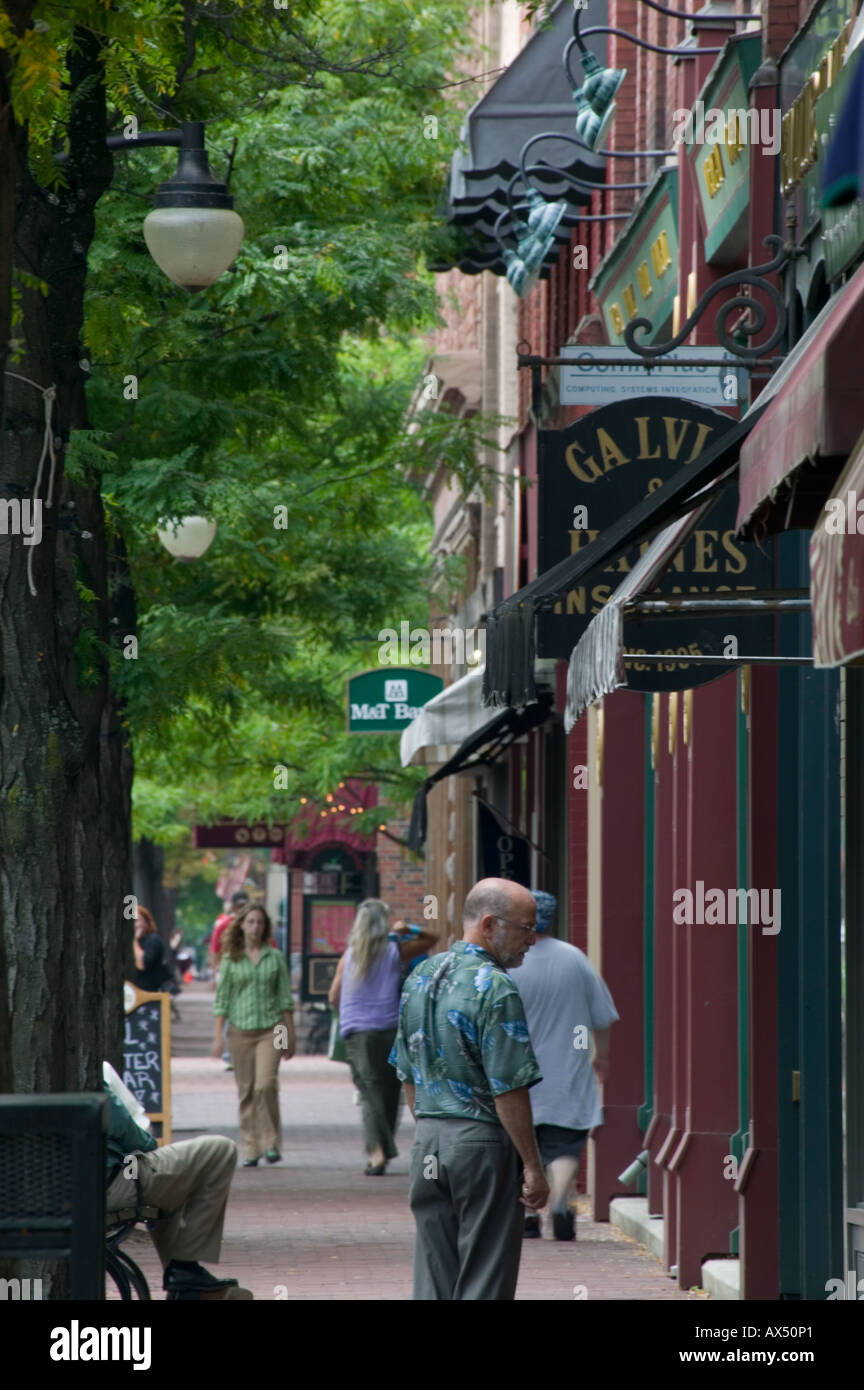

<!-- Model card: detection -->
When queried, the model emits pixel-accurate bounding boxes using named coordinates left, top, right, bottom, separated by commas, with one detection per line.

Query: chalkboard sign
left=122, top=982, right=172, bottom=1144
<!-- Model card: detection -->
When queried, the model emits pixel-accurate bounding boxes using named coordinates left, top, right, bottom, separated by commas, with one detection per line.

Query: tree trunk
left=0, top=26, right=131, bottom=1093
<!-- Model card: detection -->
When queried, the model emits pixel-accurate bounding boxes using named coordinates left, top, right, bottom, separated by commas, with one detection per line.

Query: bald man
left=390, top=877, right=549, bottom=1300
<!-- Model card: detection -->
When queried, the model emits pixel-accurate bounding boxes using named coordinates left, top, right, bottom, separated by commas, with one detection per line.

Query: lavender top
left=339, top=940, right=402, bottom=1035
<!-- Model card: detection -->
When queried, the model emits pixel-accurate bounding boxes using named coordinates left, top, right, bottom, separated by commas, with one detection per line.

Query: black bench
left=0, top=1094, right=106, bottom=1300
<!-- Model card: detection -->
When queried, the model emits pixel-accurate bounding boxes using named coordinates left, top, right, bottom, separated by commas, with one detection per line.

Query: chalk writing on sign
left=123, top=1000, right=163, bottom=1112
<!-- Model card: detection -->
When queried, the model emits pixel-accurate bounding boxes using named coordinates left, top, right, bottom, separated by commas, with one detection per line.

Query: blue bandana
left=531, top=891, right=557, bottom=934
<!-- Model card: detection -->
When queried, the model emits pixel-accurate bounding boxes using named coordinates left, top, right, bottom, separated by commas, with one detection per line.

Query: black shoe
left=523, top=1215, right=541, bottom=1239
left=265, top=1149, right=281, bottom=1164
left=552, top=1209, right=575, bottom=1242
left=163, top=1261, right=239, bottom=1294
left=242, top=1157, right=259, bottom=1167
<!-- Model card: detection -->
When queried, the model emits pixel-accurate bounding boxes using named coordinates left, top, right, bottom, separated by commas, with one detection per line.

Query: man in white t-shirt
left=513, top=891, right=619, bottom=1241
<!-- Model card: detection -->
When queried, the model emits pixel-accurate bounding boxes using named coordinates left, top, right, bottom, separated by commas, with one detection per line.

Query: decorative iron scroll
left=623, top=235, right=806, bottom=363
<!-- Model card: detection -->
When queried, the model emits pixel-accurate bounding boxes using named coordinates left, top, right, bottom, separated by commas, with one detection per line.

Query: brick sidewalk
left=113, top=994, right=700, bottom=1302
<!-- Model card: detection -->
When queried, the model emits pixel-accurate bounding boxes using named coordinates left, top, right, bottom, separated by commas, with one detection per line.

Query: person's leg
left=409, top=1120, right=460, bottom=1300
left=253, top=1027, right=281, bottom=1156
left=228, top=1026, right=259, bottom=1161
left=357, top=1028, right=401, bottom=1161
left=449, top=1121, right=524, bottom=1300
left=538, top=1126, right=588, bottom=1240
left=344, top=1032, right=387, bottom=1164
left=135, top=1136, right=238, bottom=1267
left=547, top=1156, right=580, bottom=1210
left=378, top=1028, right=402, bottom=1157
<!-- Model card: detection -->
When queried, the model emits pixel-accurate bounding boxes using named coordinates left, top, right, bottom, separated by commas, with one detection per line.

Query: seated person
left=104, top=1084, right=247, bottom=1298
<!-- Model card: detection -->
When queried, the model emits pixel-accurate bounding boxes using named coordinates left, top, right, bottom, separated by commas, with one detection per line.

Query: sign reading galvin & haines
left=559, top=346, right=745, bottom=408
left=537, top=396, right=774, bottom=689
left=347, top=668, right=443, bottom=733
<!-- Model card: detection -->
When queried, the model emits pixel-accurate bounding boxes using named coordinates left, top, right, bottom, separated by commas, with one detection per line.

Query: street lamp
left=156, top=516, right=218, bottom=561
left=140, top=123, right=244, bottom=291
left=59, top=120, right=245, bottom=290
left=494, top=189, right=568, bottom=297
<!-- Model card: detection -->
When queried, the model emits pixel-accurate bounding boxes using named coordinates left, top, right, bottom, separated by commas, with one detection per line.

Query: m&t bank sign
left=347, top=668, right=443, bottom=733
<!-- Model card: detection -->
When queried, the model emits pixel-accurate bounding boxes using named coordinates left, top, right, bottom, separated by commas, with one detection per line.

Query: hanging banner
left=537, top=396, right=774, bottom=689
left=477, top=801, right=531, bottom=887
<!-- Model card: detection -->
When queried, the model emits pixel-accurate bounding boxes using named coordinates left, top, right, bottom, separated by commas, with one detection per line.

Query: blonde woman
left=213, top=904, right=295, bottom=1167
left=329, top=899, right=438, bottom=1175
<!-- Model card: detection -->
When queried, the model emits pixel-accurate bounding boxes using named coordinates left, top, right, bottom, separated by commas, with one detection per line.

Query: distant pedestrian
left=211, top=890, right=250, bottom=1066
left=391, top=877, right=549, bottom=1300
left=329, top=900, right=437, bottom=1175
left=513, top=890, right=619, bottom=1241
left=209, top=890, right=250, bottom=981
left=212, top=904, right=295, bottom=1167
left=132, top=906, right=171, bottom=993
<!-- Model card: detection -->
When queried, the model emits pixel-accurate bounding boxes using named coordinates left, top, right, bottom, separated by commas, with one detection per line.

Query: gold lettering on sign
left=565, top=443, right=605, bottom=484
left=726, top=112, right=744, bottom=165
left=635, top=417, right=661, bottom=459
left=622, top=283, right=638, bottom=319
left=650, top=230, right=672, bottom=277
left=693, top=530, right=719, bottom=573
left=685, top=422, right=714, bottom=463
left=663, top=417, right=691, bottom=460
left=609, top=303, right=625, bottom=335
left=781, top=18, right=854, bottom=195
left=596, top=429, right=630, bottom=471
left=637, top=261, right=653, bottom=298
left=721, top=530, right=746, bottom=574
left=703, top=146, right=725, bottom=198
left=569, top=528, right=599, bottom=553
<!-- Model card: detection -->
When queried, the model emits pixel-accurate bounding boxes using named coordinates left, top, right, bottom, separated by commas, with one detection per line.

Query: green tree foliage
left=5, top=0, right=502, bottom=845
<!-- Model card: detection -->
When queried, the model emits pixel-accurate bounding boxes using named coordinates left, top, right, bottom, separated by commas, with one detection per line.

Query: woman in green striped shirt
left=212, top=904, right=295, bottom=1167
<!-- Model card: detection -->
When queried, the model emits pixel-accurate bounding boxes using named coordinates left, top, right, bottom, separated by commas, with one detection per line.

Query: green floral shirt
left=213, top=946, right=294, bottom=1030
left=390, top=941, right=542, bottom=1124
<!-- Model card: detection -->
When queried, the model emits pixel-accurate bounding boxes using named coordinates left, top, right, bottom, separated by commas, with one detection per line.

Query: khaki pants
left=106, top=1135, right=237, bottom=1267
left=228, top=1024, right=282, bottom=1159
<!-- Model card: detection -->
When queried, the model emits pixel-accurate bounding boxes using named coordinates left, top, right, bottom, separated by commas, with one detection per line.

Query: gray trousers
left=409, top=1117, right=524, bottom=1300
left=345, top=1028, right=401, bottom=1159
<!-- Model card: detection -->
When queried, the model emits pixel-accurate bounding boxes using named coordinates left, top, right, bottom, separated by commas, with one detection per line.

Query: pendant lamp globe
left=156, top=516, right=218, bottom=561
left=143, top=122, right=244, bottom=291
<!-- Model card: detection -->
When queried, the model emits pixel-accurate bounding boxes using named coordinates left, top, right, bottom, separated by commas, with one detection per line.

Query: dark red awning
left=810, top=427, right=864, bottom=667
left=736, top=259, right=864, bottom=532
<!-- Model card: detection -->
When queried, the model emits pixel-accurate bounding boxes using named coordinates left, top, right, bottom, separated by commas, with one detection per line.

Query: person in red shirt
left=210, top=891, right=250, bottom=1067
left=209, top=891, right=250, bottom=981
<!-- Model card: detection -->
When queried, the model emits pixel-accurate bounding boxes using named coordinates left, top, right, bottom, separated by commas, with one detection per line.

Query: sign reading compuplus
left=347, top=668, right=443, bottom=734
left=537, top=395, right=774, bottom=689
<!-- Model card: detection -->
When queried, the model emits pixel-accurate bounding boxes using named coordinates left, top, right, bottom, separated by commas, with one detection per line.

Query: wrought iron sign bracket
left=623, top=235, right=808, bottom=362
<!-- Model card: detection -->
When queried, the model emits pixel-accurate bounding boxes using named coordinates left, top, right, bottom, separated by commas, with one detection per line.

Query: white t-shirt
left=513, top=935, right=619, bottom=1130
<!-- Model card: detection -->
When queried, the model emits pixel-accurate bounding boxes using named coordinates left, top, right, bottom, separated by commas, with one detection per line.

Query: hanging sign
left=194, top=821, right=287, bottom=848
left=559, top=347, right=745, bottom=408
left=477, top=801, right=531, bottom=887
left=347, top=667, right=443, bottom=733
left=537, top=396, right=774, bottom=689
